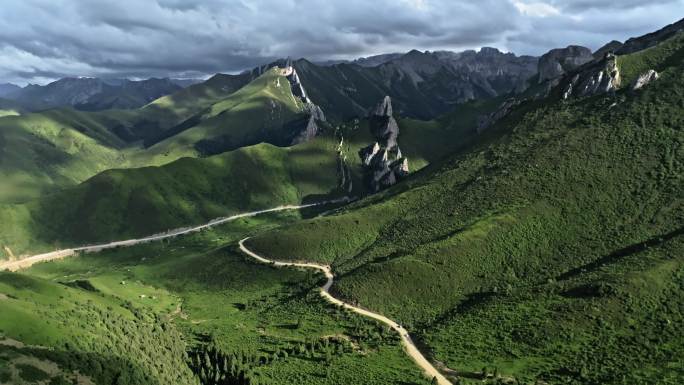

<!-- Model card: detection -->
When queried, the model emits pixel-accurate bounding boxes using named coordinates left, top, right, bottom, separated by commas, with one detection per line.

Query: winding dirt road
left=238, top=238, right=452, bottom=385
left=0, top=198, right=451, bottom=384
left=0, top=201, right=346, bottom=272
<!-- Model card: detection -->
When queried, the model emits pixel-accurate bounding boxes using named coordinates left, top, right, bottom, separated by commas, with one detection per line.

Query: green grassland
left=244, top=35, right=684, bottom=384
left=0, top=91, right=489, bottom=382
left=0, top=70, right=294, bottom=204
left=0, top=270, right=197, bottom=385
left=15, top=211, right=432, bottom=385
left=144, top=73, right=252, bottom=124
left=399, top=97, right=505, bottom=170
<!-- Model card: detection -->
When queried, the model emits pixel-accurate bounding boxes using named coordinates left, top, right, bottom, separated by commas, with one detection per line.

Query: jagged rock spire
left=359, top=95, right=409, bottom=193
left=369, top=96, right=399, bottom=149
left=371, top=95, right=393, bottom=117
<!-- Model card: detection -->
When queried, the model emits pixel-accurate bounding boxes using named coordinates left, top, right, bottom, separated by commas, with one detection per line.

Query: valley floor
left=1, top=205, right=435, bottom=385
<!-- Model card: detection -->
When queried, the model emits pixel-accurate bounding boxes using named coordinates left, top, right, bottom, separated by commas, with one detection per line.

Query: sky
left=0, top=0, right=681, bottom=85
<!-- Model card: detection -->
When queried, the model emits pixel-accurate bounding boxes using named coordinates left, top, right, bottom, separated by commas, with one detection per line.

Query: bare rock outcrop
left=286, top=67, right=312, bottom=104
left=631, top=70, right=659, bottom=90
left=282, top=65, right=327, bottom=144
left=369, top=95, right=399, bottom=149
left=359, top=96, right=409, bottom=192
left=561, top=53, right=621, bottom=99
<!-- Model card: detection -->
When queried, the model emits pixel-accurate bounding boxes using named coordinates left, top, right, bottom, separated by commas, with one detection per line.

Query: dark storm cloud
left=549, top=0, right=680, bottom=11
left=0, top=0, right=681, bottom=85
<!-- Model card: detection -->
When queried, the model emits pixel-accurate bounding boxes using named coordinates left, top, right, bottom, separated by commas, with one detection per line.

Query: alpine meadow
left=0, top=2, right=682, bottom=385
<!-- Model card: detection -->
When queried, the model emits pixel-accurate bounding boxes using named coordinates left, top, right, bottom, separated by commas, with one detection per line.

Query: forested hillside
left=246, top=32, right=684, bottom=384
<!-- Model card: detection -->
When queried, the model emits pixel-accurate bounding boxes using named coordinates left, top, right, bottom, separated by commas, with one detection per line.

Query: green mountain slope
left=0, top=271, right=197, bottom=385
left=0, top=109, right=128, bottom=203
left=0, top=101, right=484, bottom=259
left=0, top=98, right=22, bottom=117
left=245, top=35, right=684, bottom=384
left=0, top=70, right=299, bottom=203
left=145, top=67, right=318, bottom=158
left=0, top=135, right=344, bottom=258
left=116, top=72, right=253, bottom=142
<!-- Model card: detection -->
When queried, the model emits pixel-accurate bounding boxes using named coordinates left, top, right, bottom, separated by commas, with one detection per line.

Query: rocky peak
left=538, top=45, right=594, bottom=83
left=479, top=47, right=502, bottom=56
left=350, top=53, right=404, bottom=67
left=368, top=96, right=399, bottom=149
left=561, top=53, right=621, bottom=99
left=372, top=95, right=393, bottom=117
left=359, top=96, right=409, bottom=192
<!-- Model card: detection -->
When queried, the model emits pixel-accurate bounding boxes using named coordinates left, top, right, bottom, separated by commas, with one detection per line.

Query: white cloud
left=512, top=1, right=561, bottom=17
left=400, top=0, right=429, bottom=11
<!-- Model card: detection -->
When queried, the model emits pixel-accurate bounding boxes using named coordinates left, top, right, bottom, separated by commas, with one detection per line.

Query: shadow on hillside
left=428, top=291, right=498, bottom=329
left=298, top=192, right=350, bottom=219
left=0, top=344, right=164, bottom=385
left=557, top=226, right=684, bottom=281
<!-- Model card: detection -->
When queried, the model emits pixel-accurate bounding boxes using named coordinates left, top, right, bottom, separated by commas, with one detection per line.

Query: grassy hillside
left=0, top=101, right=484, bottom=260
left=145, top=73, right=252, bottom=121
left=0, top=134, right=346, bottom=258
left=0, top=71, right=297, bottom=203
left=0, top=109, right=128, bottom=203
left=245, top=35, right=684, bottom=384
left=399, top=97, right=504, bottom=170
left=103, top=73, right=254, bottom=143
left=0, top=98, right=22, bottom=117
left=617, top=32, right=684, bottom=85
left=0, top=271, right=197, bottom=385
left=16, top=212, right=432, bottom=385
left=145, top=68, right=314, bottom=158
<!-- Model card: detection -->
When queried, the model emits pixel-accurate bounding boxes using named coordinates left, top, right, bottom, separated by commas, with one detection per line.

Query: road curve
left=238, top=238, right=452, bottom=385
left=1, top=200, right=349, bottom=272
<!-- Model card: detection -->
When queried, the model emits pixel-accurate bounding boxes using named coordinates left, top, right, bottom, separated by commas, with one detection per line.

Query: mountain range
left=258, top=47, right=538, bottom=120
left=0, top=46, right=537, bottom=118
left=0, top=77, right=201, bottom=111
